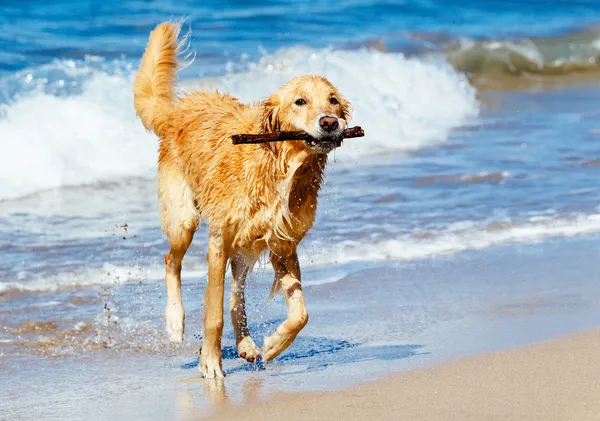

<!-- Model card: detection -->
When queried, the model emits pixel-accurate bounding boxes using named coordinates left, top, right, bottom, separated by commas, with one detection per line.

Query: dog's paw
left=165, top=303, right=185, bottom=344
left=261, top=336, right=278, bottom=362
left=261, top=332, right=295, bottom=362
left=200, top=348, right=224, bottom=379
left=237, top=336, right=261, bottom=363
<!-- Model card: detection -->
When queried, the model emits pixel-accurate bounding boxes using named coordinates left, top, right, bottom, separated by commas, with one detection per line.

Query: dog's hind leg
left=200, top=232, right=228, bottom=378
left=262, top=251, right=308, bottom=362
left=230, top=253, right=261, bottom=362
left=158, top=166, right=199, bottom=344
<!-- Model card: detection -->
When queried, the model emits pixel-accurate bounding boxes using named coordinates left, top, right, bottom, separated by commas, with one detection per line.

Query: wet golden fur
left=133, top=22, right=352, bottom=378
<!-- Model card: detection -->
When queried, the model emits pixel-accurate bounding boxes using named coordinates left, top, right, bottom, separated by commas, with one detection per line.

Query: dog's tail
left=133, top=22, right=185, bottom=138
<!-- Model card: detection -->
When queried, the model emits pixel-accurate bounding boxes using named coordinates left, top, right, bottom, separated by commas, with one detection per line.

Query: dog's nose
left=319, top=116, right=339, bottom=132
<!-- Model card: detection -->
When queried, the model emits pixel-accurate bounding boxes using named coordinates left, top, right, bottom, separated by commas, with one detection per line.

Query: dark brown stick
left=231, top=126, right=365, bottom=145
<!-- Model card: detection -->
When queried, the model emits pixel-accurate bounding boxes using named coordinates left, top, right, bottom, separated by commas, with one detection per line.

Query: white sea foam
left=0, top=47, right=478, bottom=200
left=0, top=262, right=207, bottom=294
left=189, top=47, right=479, bottom=159
left=306, top=213, right=600, bottom=266
left=3, top=213, right=599, bottom=294
left=0, top=72, right=156, bottom=200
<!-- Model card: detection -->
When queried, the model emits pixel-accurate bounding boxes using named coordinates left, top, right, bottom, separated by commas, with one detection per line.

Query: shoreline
left=3, top=233, right=600, bottom=421
left=204, top=328, right=600, bottom=420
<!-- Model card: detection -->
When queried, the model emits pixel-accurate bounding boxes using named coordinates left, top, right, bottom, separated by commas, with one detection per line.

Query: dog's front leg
left=200, top=234, right=227, bottom=378
left=262, top=251, right=308, bottom=362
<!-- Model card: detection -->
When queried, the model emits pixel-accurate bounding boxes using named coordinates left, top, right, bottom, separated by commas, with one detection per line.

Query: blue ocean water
left=3, top=0, right=600, bottom=77
left=2, top=2, right=600, bottom=417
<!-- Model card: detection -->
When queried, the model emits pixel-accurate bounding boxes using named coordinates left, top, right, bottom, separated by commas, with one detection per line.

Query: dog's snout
left=319, top=116, right=339, bottom=132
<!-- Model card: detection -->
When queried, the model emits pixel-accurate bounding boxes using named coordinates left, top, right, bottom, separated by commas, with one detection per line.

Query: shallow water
left=2, top=1, right=600, bottom=418
left=4, top=235, right=600, bottom=421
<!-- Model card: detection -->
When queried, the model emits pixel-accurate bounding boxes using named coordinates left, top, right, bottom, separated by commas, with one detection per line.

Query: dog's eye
left=295, top=98, right=306, bottom=106
left=330, top=97, right=339, bottom=105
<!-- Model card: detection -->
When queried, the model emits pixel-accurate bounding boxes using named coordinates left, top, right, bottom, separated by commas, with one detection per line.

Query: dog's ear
left=261, top=97, right=281, bottom=133
left=338, top=95, right=352, bottom=122
left=260, top=97, right=281, bottom=154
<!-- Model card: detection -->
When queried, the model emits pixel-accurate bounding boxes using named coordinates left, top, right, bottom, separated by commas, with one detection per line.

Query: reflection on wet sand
left=173, top=338, right=426, bottom=420
left=176, top=375, right=264, bottom=420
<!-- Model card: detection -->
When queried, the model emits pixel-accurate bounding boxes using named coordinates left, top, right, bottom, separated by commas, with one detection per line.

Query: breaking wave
left=0, top=47, right=478, bottom=200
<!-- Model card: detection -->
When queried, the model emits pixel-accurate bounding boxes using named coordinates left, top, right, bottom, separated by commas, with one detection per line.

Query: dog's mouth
left=305, top=134, right=342, bottom=153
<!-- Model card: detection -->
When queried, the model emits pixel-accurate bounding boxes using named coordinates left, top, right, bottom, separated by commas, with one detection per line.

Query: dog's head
left=261, top=75, right=351, bottom=154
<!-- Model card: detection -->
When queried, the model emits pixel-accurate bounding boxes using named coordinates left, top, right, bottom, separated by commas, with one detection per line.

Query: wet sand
left=205, top=329, right=600, bottom=421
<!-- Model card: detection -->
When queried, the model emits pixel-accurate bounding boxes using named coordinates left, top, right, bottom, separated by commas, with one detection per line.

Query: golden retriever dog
left=133, top=22, right=351, bottom=378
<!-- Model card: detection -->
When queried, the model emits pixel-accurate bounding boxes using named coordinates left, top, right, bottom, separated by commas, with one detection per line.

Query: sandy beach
left=204, top=329, right=600, bottom=421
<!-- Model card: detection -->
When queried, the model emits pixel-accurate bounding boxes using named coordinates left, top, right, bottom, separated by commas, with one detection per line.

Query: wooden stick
left=231, top=126, right=365, bottom=145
